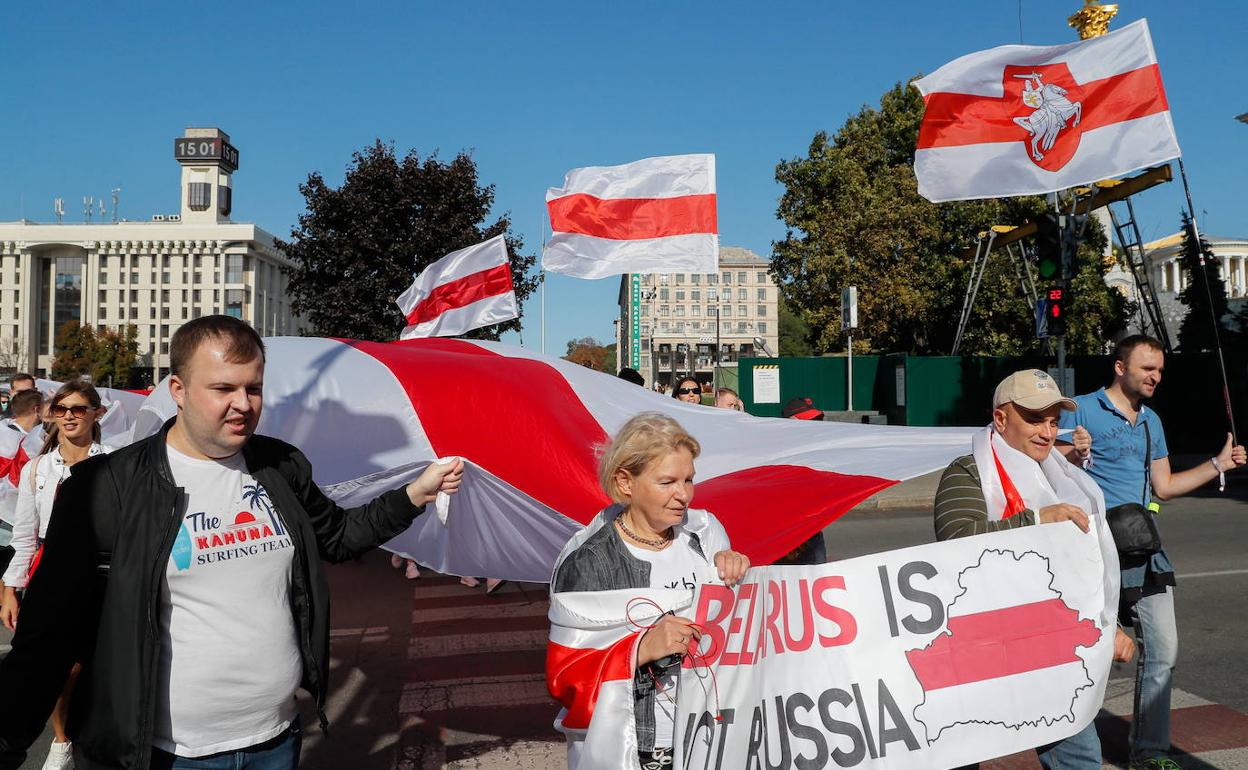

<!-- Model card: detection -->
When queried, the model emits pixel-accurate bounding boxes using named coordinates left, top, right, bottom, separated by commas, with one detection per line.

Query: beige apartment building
left=0, top=127, right=303, bottom=382
left=616, top=246, right=780, bottom=389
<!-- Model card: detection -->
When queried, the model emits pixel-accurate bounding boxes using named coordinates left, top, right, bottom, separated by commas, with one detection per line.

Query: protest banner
left=675, top=521, right=1115, bottom=769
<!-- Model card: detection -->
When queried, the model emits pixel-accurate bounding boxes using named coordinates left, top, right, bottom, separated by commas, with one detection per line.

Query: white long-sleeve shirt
left=2, top=443, right=109, bottom=589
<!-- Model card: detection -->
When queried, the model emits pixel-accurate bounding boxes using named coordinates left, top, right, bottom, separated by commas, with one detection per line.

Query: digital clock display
left=173, top=137, right=240, bottom=171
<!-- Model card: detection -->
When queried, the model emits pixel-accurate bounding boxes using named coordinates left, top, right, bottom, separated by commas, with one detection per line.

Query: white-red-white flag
left=0, top=427, right=31, bottom=525
left=396, top=235, right=518, bottom=338
left=912, top=19, right=1180, bottom=203
left=543, top=154, right=718, bottom=279
left=126, top=336, right=976, bottom=582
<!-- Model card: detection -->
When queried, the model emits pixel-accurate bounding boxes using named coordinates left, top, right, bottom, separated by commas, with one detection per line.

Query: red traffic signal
left=1046, top=286, right=1066, bottom=336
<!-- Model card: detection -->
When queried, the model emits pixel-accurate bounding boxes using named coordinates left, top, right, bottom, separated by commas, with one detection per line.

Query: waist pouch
left=1107, top=502, right=1161, bottom=557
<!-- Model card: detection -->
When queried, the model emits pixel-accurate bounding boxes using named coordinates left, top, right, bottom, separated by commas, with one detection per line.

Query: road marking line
left=412, top=583, right=508, bottom=600
left=399, top=674, right=552, bottom=712
left=410, top=629, right=548, bottom=658
left=1101, top=680, right=1213, bottom=717
left=412, top=601, right=549, bottom=624
left=1178, top=568, right=1248, bottom=579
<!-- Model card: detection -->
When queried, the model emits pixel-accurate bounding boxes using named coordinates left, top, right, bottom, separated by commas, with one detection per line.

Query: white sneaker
left=42, top=740, right=73, bottom=770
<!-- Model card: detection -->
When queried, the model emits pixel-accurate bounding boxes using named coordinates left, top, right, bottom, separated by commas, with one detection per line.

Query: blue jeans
left=1128, top=588, right=1178, bottom=761
left=1036, top=720, right=1103, bottom=770
left=778, top=532, right=827, bottom=565
left=150, top=722, right=301, bottom=770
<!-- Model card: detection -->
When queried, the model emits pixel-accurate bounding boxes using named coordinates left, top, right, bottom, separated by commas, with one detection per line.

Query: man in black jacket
left=0, top=316, right=463, bottom=770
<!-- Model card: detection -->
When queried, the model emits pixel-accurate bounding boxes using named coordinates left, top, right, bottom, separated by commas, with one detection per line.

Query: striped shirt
left=934, top=455, right=1037, bottom=541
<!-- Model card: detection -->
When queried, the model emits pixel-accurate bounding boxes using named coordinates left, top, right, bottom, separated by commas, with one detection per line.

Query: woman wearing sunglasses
left=670, top=376, right=703, bottom=405
left=1, top=378, right=110, bottom=770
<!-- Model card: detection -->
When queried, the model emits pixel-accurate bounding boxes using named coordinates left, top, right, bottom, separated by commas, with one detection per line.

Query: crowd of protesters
left=0, top=329, right=1242, bottom=770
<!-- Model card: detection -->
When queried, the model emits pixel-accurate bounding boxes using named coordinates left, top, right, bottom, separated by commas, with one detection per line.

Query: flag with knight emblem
left=912, top=19, right=1180, bottom=203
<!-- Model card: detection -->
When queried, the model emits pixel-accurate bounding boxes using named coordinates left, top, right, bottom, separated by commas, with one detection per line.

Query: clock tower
left=174, top=127, right=240, bottom=224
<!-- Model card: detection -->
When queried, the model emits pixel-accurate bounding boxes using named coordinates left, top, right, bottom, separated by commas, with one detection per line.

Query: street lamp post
left=714, top=310, right=722, bottom=391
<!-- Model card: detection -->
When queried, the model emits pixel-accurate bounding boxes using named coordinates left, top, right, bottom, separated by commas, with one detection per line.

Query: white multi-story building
left=616, top=246, right=780, bottom=389
left=1106, top=232, right=1248, bottom=341
left=0, top=127, right=304, bottom=382
left=1140, top=233, right=1248, bottom=298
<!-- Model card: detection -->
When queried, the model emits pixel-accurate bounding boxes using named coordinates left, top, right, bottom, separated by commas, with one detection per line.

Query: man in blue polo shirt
left=1058, top=334, right=1245, bottom=770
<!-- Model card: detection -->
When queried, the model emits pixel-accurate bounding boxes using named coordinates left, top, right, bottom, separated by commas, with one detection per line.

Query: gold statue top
left=1068, top=0, right=1119, bottom=39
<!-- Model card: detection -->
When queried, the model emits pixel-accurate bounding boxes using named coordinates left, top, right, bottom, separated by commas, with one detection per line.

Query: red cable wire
left=625, top=596, right=724, bottom=722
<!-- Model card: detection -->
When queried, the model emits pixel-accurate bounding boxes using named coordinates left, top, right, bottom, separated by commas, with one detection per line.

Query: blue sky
left=2, top=1, right=1244, bottom=352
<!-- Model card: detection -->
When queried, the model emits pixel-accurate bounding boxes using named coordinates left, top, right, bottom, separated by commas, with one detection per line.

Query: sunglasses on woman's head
left=677, top=387, right=700, bottom=395
left=50, top=404, right=92, bottom=419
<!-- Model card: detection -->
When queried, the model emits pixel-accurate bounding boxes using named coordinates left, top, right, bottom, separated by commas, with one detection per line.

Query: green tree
left=51, top=321, right=96, bottom=380
left=277, top=141, right=538, bottom=341
left=93, top=324, right=140, bottom=386
left=51, top=322, right=140, bottom=384
left=564, top=337, right=614, bottom=371
left=1176, top=212, right=1232, bottom=353
left=773, top=80, right=1129, bottom=355
left=777, top=296, right=814, bottom=356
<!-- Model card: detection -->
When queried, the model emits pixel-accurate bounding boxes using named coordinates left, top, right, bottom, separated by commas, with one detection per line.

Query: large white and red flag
left=126, top=336, right=975, bottom=582
left=913, top=19, right=1180, bottom=202
left=543, top=154, right=718, bottom=279
left=396, top=235, right=518, bottom=338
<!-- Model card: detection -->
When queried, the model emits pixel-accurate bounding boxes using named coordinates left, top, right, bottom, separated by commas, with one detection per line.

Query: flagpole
left=1176, top=158, right=1237, bottom=443
left=540, top=209, right=547, bottom=355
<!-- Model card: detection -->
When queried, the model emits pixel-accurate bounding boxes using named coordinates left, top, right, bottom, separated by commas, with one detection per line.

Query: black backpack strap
left=1142, top=418, right=1152, bottom=506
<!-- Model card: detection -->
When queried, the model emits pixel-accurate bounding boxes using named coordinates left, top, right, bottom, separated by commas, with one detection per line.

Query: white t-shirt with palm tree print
left=154, top=444, right=301, bottom=757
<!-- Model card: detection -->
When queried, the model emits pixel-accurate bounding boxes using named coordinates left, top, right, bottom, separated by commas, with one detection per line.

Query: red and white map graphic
left=905, top=550, right=1102, bottom=742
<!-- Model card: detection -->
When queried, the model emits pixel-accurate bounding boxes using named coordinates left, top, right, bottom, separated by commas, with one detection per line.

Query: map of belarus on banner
left=542, top=154, right=718, bottom=279
left=912, top=19, right=1180, bottom=202
left=675, top=522, right=1116, bottom=770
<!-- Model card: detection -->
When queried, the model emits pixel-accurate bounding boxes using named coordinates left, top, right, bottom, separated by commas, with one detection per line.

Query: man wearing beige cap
left=934, top=369, right=1133, bottom=770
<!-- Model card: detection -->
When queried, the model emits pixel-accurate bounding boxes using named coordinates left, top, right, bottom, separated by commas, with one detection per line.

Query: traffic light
left=1045, top=286, right=1067, bottom=337
left=1033, top=211, right=1087, bottom=281
left=1034, top=212, right=1062, bottom=281
left=1062, top=213, right=1087, bottom=278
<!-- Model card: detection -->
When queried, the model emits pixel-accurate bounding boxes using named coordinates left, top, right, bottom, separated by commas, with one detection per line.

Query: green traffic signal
left=1035, top=212, right=1062, bottom=280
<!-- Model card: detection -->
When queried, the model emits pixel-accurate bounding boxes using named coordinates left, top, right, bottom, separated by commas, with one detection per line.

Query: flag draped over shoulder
left=971, top=426, right=1120, bottom=628
left=913, top=19, right=1180, bottom=202
left=542, top=154, right=718, bottom=279
left=545, top=507, right=729, bottom=769
left=396, top=235, right=518, bottom=338
left=123, top=337, right=976, bottom=582
left=0, top=428, right=30, bottom=523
